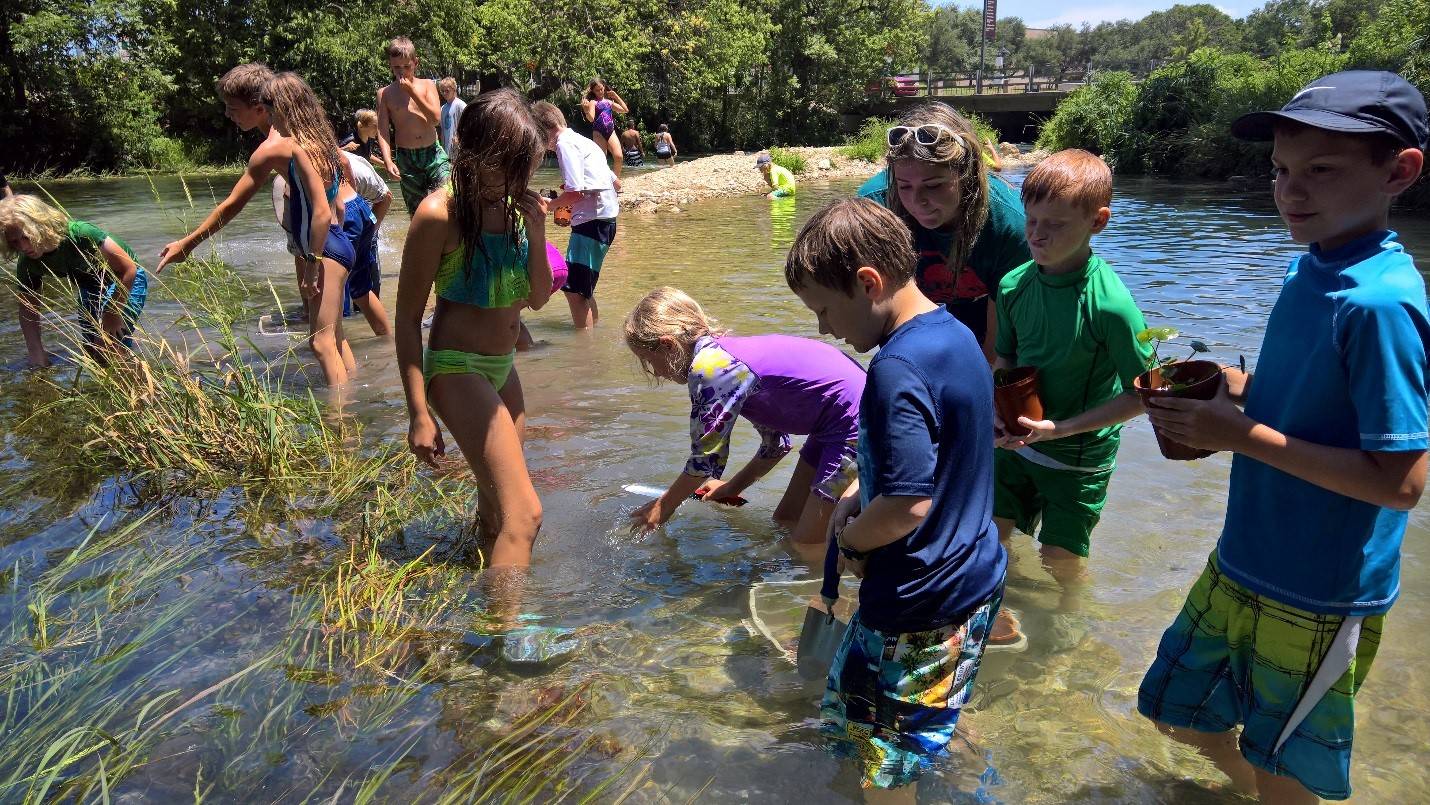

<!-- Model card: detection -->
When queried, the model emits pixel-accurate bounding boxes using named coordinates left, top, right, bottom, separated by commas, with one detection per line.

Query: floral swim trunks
left=821, top=584, right=1003, bottom=789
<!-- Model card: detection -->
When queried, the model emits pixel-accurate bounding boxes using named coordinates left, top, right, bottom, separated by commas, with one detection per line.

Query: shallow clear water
left=3, top=168, right=1430, bottom=802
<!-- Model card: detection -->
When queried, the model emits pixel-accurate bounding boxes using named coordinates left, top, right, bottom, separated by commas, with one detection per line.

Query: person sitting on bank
left=756, top=152, right=795, bottom=199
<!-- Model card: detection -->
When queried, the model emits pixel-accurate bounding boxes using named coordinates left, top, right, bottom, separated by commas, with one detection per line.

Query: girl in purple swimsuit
left=624, top=287, right=866, bottom=546
left=580, top=79, right=630, bottom=177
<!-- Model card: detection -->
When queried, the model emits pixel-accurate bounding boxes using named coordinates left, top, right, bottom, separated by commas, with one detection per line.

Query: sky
left=973, top=0, right=1266, bottom=28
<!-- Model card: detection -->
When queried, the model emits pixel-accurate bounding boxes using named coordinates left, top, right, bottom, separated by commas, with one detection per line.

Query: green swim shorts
left=1139, top=556, right=1381, bottom=800
left=423, top=348, right=515, bottom=391
left=992, top=447, right=1113, bottom=557
left=396, top=143, right=452, bottom=214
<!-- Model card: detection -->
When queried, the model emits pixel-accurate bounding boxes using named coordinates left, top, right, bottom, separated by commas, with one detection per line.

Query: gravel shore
left=618, top=145, right=1048, bottom=215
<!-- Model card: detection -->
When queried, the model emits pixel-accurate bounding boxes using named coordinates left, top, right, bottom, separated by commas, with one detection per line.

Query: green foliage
left=841, top=117, right=895, bottom=162
left=1042, top=46, right=1355, bottom=180
left=1037, top=72, right=1139, bottom=159
left=769, top=147, right=806, bottom=174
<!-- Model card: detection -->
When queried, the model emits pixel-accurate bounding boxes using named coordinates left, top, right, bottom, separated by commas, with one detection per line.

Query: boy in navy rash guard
left=1141, top=71, right=1429, bottom=802
left=785, top=198, right=1007, bottom=793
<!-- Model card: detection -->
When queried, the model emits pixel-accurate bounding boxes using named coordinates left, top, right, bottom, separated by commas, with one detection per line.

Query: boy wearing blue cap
left=1139, top=71, right=1429, bottom=802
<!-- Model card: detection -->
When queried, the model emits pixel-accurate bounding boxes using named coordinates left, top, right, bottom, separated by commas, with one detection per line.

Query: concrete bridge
left=864, top=71, right=1085, bottom=141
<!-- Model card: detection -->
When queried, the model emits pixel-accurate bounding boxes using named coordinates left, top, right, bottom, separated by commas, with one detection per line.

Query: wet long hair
left=624, top=287, right=728, bottom=383
left=448, top=88, right=545, bottom=265
left=261, top=72, right=347, bottom=191
left=884, top=102, right=989, bottom=274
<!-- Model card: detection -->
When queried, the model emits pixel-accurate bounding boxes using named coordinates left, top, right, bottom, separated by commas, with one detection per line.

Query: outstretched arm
left=157, top=145, right=278, bottom=271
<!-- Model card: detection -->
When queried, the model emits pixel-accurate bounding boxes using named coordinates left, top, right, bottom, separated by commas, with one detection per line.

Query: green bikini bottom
left=423, top=348, right=516, bottom=390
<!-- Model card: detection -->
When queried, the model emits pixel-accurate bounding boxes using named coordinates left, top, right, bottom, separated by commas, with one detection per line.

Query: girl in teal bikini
left=396, top=88, right=553, bottom=573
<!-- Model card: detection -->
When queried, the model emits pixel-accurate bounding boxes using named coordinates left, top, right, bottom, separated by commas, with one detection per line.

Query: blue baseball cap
left=1231, top=70, right=1428, bottom=151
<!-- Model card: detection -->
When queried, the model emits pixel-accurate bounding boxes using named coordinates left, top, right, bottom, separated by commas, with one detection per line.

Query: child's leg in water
left=337, top=316, right=355, bottom=375
left=354, top=293, right=391, bottom=336
left=428, top=367, right=541, bottom=573
left=308, top=259, right=350, bottom=386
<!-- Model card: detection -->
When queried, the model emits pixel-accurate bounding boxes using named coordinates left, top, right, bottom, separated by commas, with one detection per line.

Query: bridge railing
left=865, top=70, right=1091, bottom=99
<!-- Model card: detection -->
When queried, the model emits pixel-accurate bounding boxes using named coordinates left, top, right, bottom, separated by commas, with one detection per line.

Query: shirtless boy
left=377, top=36, right=448, bottom=214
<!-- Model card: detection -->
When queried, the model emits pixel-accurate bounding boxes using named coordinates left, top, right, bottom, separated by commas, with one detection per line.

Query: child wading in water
left=624, top=287, right=865, bottom=547
left=532, top=101, right=618, bottom=329
left=1, top=195, right=148, bottom=366
left=396, top=88, right=552, bottom=572
left=653, top=123, right=677, bottom=166
left=994, top=149, right=1152, bottom=619
left=1140, top=71, right=1428, bottom=804
left=377, top=36, right=448, bottom=214
left=158, top=71, right=362, bottom=387
left=786, top=199, right=1007, bottom=797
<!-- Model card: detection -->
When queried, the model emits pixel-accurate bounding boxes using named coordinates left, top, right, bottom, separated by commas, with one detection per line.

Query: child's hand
left=515, top=189, right=548, bottom=228
left=838, top=555, right=867, bottom=579
left=385, top=161, right=401, bottom=181
left=408, top=415, right=446, bottom=468
left=1145, top=382, right=1251, bottom=452
left=695, top=479, right=744, bottom=505
left=155, top=239, right=190, bottom=274
left=828, top=488, right=862, bottom=546
left=1004, top=418, right=1057, bottom=448
left=100, top=310, right=125, bottom=338
left=300, top=260, right=321, bottom=300
left=629, top=498, right=668, bottom=534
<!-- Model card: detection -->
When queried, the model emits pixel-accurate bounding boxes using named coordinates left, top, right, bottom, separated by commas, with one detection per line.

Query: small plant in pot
left=993, top=366, right=1044, bottom=438
left=1133, top=327, right=1224, bottom=460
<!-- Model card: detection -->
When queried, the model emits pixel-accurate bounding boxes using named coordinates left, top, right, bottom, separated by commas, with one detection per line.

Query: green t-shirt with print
left=15, top=220, right=134, bottom=296
left=995, top=253, right=1152, bottom=469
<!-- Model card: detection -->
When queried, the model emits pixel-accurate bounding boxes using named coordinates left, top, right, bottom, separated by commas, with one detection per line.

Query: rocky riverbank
left=618, top=144, right=1047, bottom=214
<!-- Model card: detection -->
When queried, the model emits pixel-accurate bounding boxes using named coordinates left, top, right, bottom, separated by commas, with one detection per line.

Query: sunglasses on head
left=887, top=124, right=963, bottom=148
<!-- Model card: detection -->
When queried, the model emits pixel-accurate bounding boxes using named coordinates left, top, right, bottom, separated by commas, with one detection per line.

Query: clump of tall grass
left=840, top=117, right=896, bottom=162
left=769, top=147, right=807, bottom=175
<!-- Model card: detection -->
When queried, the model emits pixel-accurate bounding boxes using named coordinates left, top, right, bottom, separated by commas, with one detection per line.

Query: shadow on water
left=0, top=169, right=1427, bottom=801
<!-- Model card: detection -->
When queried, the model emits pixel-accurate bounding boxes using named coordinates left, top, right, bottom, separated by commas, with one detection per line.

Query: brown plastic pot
left=1134, top=360, right=1224, bottom=460
left=994, top=366, right=1044, bottom=438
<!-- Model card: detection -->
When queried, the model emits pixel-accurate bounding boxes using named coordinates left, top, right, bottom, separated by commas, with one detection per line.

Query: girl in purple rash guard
left=624, top=287, right=865, bottom=544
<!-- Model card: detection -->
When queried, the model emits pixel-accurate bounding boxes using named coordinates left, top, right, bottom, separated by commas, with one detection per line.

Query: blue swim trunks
left=1138, top=555, right=1382, bottom=800
left=561, top=218, right=617, bottom=299
left=78, top=266, right=148, bottom=348
left=340, top=195, right=380, bottom=301
left=821, top=583, right=1003, bottom=789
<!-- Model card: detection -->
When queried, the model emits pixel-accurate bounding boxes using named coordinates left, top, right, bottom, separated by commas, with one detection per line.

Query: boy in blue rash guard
left=785, top=198, right=1007, bottom=795
left=1141, top=71, right=1428, bottom=803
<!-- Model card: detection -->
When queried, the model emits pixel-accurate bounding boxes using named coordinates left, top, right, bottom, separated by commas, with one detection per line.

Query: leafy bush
left=1036, top=72, right=1139, bottom=161
left=841, top=117, right=895, bottom=162
left=770, top=147, right=807, bottom=174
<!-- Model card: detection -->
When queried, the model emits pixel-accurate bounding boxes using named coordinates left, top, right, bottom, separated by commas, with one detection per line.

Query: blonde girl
left=624, top=287, right=865, bottom=546
left=0, top=194, right=147, bottom=366
left=856, top=102, right=1032, bottom=360
left=158, top=71, right=363, bottom=386
left=396, top=88, right=552, bottom=569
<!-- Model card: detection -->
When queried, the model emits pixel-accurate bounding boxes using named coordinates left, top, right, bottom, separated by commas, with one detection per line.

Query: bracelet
left=836, top=537, right=868, bottom=561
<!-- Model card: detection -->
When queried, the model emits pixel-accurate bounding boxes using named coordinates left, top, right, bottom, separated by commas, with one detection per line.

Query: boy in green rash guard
left=1, top=194, right=148, bottom=367
left=992, top=149, right=1151, bottom=611
left=756, top=153, right=795, bottom=198
left=857, top=104, right=1030, bottom=362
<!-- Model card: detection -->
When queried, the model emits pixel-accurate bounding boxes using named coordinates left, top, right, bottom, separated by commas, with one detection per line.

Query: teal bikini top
left=434, top=230, right=531, bottom=309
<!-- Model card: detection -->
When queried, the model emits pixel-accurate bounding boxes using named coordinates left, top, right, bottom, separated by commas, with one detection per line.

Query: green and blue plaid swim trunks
left=1138, top=554, right=1382, bottom=800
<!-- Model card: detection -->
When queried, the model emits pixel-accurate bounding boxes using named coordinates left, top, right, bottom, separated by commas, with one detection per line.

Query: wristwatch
left=301, top=251, right=320, bottom=265
left=837, top=538, right=868, bottom=561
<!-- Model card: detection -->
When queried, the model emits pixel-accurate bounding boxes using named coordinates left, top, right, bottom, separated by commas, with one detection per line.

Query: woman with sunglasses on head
left=856, top=102, right=1030, bottom=362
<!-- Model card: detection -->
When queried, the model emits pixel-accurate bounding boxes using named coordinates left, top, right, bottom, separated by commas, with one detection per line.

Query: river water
left=2, top=168, right=1428, bottom=802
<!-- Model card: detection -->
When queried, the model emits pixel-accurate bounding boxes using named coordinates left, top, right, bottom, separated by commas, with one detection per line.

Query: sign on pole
left=983, top=0, right=997, bottom=42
